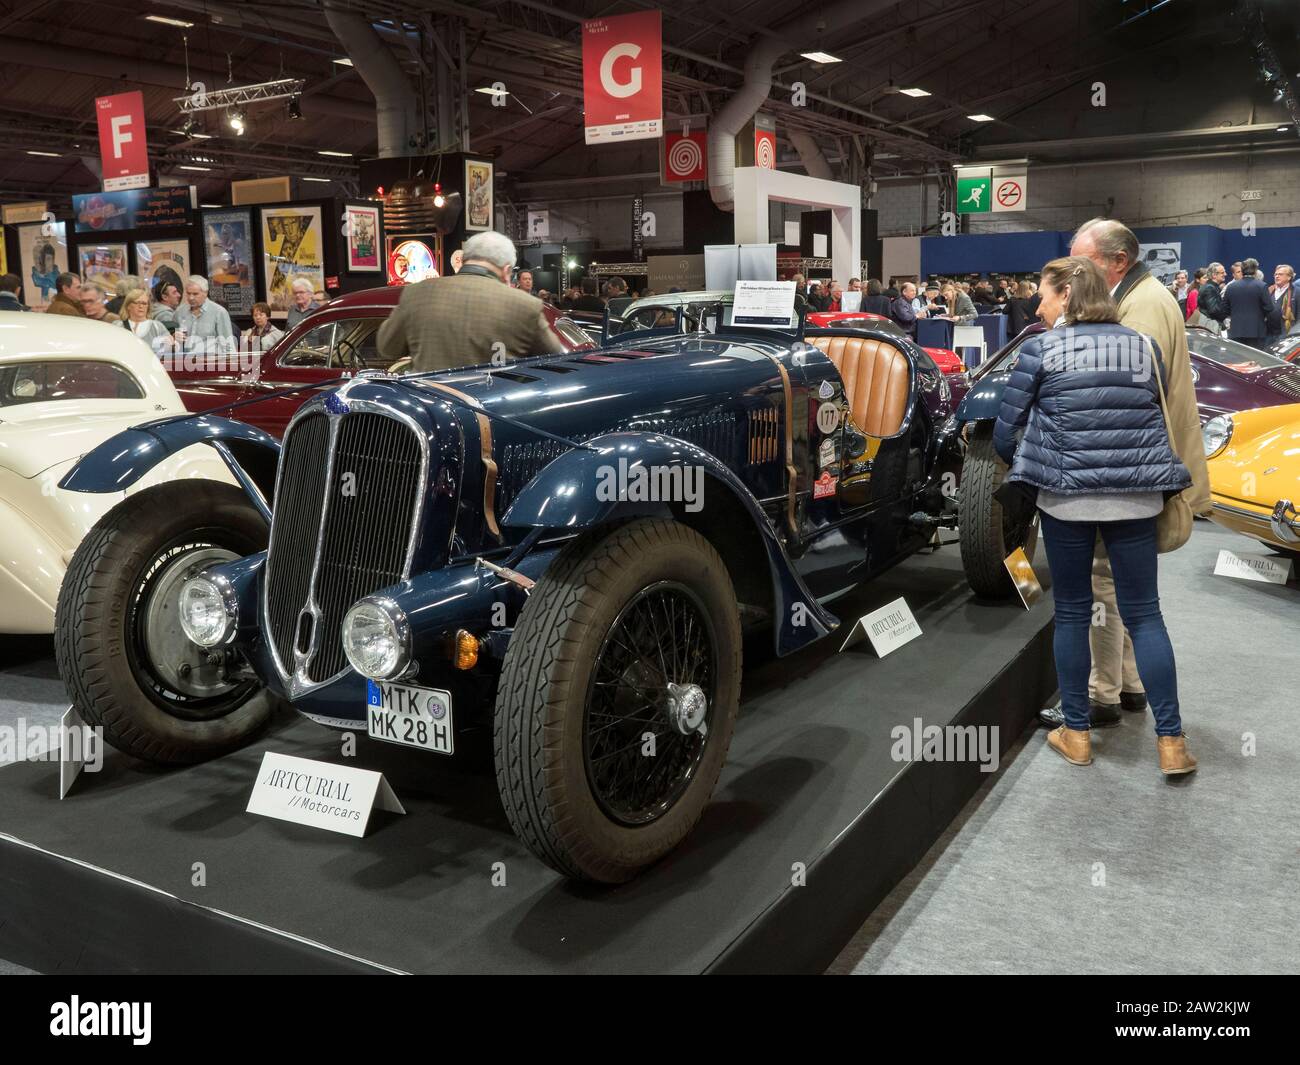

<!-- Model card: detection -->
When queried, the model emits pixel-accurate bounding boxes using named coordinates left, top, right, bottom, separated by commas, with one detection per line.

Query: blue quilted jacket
left=992, top=321, right=1192, bottom=495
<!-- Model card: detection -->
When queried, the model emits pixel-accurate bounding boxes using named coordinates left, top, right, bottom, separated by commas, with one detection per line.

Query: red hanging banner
left=96, top=91, right=150, bottom=192
left=582, top=10, right=662, bottom=145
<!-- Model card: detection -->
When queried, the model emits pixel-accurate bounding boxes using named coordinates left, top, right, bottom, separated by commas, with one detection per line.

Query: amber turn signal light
left=453, top=629, right=479, bottom=670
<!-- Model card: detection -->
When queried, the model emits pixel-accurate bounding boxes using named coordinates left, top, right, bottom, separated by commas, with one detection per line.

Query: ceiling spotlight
left=227, top=107, right=246, bottom=135
left=433, top=182, right=445, bottom=208
left=899, top=87, right=931, bottom=98
left=1278, top=125, right=1290, bottom=132
left=567, top=259, right=578, bottom=269
left=287, top=96, right=303, bottom=120
left=967, top=114, right=996, bottom=122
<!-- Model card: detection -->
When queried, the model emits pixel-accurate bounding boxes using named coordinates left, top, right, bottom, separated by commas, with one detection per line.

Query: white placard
left=784, top=220, right=800, bottom=247
left=59, top=705, right=99, bottom=800
left=1213, top=549, right=1294, bottom=585
left=247, top=752, right=405, bottom=838
left=840, top=290, right=862, bottom=313
left=839, top=596, right=923, bottom=657
left=812, top=233, right=828, bottom=258
left=733, top=279, right=796, bottom=327
left=527, top=209, right=549, bottom=239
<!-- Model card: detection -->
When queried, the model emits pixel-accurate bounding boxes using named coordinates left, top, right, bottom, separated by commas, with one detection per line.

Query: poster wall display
left=1138, top=242, right=1182, bottom=286
left=203, top=209, right=256, bottom=316
left=464, top=160, right=493, bottom=232
left=386, top=235, right=440, bottom=285
left=135, top=239, right=189, bottom=301
left=345, top=204, right=381, bottom=272
left=18, top=221, right=68, bottom=312
left=581, top=10, right=662, bottom=144
left=78, top=244, right=130, bottom=291
left=260, top=205, right=324, bottom=318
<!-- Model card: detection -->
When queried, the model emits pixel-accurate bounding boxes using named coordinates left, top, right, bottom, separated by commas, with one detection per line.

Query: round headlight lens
left=178, top=576, right=233, bottom=647
left=1202, top=415, right=1232, bottom=458
left=342, top=599, right=409, bottom=680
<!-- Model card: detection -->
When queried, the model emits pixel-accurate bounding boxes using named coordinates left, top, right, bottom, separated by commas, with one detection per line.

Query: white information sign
left=1213, top=549, right=1294, bottom=585
left=733, top=279, right=797, bottom=328
left=247, top=752, right=406, bottom=838
left=839, top=597, right=923, bottom=657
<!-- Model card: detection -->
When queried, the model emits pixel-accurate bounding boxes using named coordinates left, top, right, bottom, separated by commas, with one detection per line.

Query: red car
left=171, top=287, right=594, bottom=437
left=807, top=311, right=966, bottom=376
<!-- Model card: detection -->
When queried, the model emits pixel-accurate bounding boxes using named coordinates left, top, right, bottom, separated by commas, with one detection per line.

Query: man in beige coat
left=1040, top=218, right=1210, bottom=730
left=378, top=231, right=563, bottom=372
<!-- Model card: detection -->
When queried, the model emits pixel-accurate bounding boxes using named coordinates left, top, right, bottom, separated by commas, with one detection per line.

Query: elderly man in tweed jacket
left=1037, top=217, right=1210, bottom=732
left=378, top=232, right=563, bottom=372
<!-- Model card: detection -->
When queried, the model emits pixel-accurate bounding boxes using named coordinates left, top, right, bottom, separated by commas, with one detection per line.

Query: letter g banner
left=581, top=10, right=662, bottom=145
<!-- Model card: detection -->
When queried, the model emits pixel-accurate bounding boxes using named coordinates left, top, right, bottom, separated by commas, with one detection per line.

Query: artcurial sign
left=95, top=91, right=150, bottom=192
left=581, top=10, right=662, bottom=144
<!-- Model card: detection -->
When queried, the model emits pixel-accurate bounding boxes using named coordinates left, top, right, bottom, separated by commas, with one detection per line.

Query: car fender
left=58, top=413, right=280, bottom=520
left=501, top=431, right=838, bottom=656
left=954, top=371, right=1011, bottom=424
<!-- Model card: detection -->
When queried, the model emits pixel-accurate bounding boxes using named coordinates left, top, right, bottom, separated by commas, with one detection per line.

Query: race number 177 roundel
left=662, top=130, right=707, bottom=183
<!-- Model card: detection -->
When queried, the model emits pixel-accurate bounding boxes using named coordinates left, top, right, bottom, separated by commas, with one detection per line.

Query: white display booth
left=731, top=166, right=862, bottom=284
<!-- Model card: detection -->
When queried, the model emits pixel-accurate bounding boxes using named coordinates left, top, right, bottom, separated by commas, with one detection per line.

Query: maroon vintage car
left=171, top=287, right=595, bottom=437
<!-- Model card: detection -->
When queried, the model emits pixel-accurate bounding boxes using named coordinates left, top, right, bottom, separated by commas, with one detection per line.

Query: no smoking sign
left=992, top=174, right=1027, bottom=213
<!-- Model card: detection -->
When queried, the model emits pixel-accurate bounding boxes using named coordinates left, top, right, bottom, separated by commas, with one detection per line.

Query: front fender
left=954, top=370, right=1011, bottom=424
left=58, top=414, right=280, bottom=518
left=501, top=432, right=838, bottom=656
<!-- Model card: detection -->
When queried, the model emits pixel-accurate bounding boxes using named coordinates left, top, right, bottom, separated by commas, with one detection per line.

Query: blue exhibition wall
left=920, top=224, right=1300, bottom=276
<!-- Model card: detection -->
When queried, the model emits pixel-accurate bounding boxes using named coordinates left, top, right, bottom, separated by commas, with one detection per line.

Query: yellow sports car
left=1203, top=402, right=1300, bottom=558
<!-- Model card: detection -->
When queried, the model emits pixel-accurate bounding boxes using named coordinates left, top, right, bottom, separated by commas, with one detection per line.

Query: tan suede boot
left=1047, top=725, right=1092, bottom=765
left=1157, top=734, right=1198, bottom=775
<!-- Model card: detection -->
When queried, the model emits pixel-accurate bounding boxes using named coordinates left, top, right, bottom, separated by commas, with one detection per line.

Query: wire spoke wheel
left=583, top=583, right=716, bottom=826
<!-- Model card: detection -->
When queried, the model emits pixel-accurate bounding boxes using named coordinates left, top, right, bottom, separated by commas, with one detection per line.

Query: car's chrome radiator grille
left=265, top=409, right=425, bottom=688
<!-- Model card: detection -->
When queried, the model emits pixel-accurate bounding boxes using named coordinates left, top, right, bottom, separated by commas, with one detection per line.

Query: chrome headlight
left=342, top=597, right=411, bottom=680
left=178, top=574, right=236, bottom=648
left=1202, top=415, right=1232, bottom=458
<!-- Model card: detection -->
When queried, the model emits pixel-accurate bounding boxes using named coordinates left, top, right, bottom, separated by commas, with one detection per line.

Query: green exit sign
left=956, top=175, right=991, bottom=213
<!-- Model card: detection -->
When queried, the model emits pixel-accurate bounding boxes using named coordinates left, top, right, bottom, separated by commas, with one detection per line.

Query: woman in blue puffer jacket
left=993, top=256, right=1196, bottom=774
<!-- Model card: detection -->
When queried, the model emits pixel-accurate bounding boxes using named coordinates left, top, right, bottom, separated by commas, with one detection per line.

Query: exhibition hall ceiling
left=0, top=0, right=1295, bottom=203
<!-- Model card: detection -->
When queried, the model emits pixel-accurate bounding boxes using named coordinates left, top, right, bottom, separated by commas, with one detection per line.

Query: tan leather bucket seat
left=805, top=335, right=911, bottom=437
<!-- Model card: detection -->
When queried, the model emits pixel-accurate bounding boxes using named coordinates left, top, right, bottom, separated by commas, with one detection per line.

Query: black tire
left=959, top=423, right=1034, bottom=598
left=494, top=518, right=742, bottom=883
left=55, top=481, right=276, bottom=765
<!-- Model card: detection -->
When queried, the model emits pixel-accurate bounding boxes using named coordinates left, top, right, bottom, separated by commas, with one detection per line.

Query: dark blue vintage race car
left=57, top=319, right=972, bottom=882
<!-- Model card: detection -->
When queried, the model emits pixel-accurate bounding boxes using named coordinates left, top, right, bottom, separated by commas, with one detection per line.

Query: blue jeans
left=1038, top=511, right=1183, bottom=736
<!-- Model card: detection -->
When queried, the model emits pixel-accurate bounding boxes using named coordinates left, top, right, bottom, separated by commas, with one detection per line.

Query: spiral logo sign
left=662, top=131, right=706, bottom=182
left=755, top=129, right=776, bottom=170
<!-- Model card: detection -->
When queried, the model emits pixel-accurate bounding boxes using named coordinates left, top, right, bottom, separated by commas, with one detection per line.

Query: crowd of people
left=0, top=268, right=315, bottom=354
left=1170, top=259, right=1298, bottom=349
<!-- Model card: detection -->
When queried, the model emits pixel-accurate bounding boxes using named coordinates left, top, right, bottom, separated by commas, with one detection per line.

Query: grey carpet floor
left=829, top=521, right=1300, bottom=975
left=1, top=524, right=1294, bottom=975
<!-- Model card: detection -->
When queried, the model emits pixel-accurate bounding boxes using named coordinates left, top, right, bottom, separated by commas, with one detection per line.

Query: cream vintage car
left=0, top=315, right=241, bottom=634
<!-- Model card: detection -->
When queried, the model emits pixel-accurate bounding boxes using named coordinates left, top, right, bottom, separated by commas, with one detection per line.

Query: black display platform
left=0, top=545, right=1055, bottom=974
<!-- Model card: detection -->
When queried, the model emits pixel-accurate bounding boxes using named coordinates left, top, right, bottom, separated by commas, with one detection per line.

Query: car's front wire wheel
left=494, top=518, right=741, bottom=883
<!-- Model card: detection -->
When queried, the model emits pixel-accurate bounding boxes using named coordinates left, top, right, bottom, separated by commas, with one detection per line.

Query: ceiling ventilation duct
left=323, top=5, right=421, bottom=158
left=708, top=0, right=899, bottom=210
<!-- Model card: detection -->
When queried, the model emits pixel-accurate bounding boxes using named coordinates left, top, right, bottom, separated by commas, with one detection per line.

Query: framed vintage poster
left=18, top=221, right=68, bottom=312
left=135, top=239, right=188, bottom=302
left=345, top=203, right=381, bottom=272
left=260, top=204, right=324, bottom=318
left=464, top=159, right=493, bottom=232
left=78, top=243, right=129, bottom=292
left=202, top=208, right=255, bottom=316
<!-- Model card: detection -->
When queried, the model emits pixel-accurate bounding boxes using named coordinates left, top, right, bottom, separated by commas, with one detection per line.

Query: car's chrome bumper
left=1211, top=497, right=1300, bottom=545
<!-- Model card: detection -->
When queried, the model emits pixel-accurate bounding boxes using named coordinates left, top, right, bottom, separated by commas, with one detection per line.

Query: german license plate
left=366, top=680, right=454, bottom=755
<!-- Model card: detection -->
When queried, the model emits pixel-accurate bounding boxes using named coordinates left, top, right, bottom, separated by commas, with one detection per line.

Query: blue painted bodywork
left=63, top=325, right=965, bottom=734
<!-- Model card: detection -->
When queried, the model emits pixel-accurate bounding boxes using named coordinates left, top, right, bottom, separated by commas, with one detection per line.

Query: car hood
left=0, top=403, right=168, bottom=478
left=1207, top=402, right=1300, bottom=501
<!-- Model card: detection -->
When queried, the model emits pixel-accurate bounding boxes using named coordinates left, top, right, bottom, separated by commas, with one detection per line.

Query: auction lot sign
left=582, top=10, right=662, bottom=144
